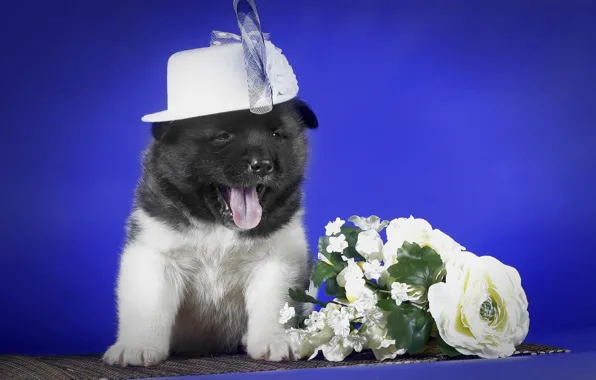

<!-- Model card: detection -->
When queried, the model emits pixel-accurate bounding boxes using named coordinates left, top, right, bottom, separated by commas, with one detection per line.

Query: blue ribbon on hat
left=210, top=31, right=271, bottom=46
left=208, top=0, right=274, bottom=115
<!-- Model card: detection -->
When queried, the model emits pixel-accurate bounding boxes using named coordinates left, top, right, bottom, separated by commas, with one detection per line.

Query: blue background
left=0, top=0, right=594, bottom=356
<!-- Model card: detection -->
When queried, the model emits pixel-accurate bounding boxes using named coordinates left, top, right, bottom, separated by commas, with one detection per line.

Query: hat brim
left=141, top=93, right=297, bottom=123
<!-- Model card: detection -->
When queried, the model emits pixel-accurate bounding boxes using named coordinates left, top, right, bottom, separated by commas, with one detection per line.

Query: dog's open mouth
left=216, top=185, right=266, bottom=230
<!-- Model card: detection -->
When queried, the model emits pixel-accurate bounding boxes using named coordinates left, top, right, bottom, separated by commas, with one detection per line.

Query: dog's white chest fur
left=103, top=208, right=313, bottom=365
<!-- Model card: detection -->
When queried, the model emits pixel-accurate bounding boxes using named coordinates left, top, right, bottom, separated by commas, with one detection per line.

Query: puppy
left=102, top=98, right=318, bottom=367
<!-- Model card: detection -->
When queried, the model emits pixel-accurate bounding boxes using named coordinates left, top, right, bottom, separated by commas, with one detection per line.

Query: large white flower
left=383, top=216, right=465, bottom=266
left=362, top=322, right=406, bottom=361
left=355, top=230, right=384, bottom=261
left=348, top=215, right=389, bottom=232
left=428, top=252, right=530, bottom=359
left=297, top=325, right=335, bottom=360
left=287, top=327, right=313, bottom=358
left=336, top=259, right=371, bottom=302
left=337, top=258, right=364, bottom=284
left=320, top=336, right=354, bottom=362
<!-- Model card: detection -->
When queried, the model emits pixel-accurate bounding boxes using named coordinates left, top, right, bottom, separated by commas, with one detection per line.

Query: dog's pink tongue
left=229, top=187, right=262, bottom=230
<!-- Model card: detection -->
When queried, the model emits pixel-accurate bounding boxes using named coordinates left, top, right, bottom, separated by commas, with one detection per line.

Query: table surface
left=148, top=328, right=596, bottom=380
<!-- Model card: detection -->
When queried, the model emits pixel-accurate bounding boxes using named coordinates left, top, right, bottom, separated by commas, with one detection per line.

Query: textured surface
left=0, top=343, right=569, bottom=380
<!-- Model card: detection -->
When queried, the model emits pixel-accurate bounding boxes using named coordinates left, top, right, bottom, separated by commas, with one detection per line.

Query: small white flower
left=355, top=230, right=384, bottom=261
left=362, top=307, right=386, bottom=326
left=327, top=234, right=348, bottom=253
left=391, top=282, right=412, bottom=306
left=279, top=302, right=296, bottom=324
left=304, top=311, right=326, bottom=332
left=350, top=292, right=385, bottom=327
left=326, top=308, right=352, bottom=338
left=428, top=252, right=530, bottom=359
left=349, top=215, right=389, bottom=232
left=344, top=331, right=367, bottom=352
left=325, top=217, right=345, bottom=236
left=362, top=259, right=384, bottom=280
left=351, top=290, right=378, bottom=314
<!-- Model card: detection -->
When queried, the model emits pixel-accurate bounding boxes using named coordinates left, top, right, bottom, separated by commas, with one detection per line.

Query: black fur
left=134, top=98, right=318, bottom=238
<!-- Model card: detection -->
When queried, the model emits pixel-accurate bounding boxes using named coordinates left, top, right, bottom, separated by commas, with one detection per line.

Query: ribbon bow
left=209, top=0, right=274, bottom=115
left=210, top=31, right=271, bottom=46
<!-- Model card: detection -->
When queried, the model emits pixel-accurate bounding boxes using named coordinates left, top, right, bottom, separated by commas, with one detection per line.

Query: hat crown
left=141, top=0, right=298, bottom=123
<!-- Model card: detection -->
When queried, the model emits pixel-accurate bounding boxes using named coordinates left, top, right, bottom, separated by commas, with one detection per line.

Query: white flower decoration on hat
left=264, top=41, right=299, bottom=98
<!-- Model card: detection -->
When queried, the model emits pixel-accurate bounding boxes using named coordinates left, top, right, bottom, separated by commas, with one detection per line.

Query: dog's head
left=146, top=98, right=318, bottom=236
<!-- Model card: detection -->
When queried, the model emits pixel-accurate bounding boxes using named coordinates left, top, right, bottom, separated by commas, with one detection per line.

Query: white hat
left=142, top=0, right=299, bottom=123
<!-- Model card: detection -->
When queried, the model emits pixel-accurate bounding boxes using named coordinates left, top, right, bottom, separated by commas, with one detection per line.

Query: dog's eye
left=272, top=131, right=283, bottom=139
left=213, top=132, right=233, bottom=143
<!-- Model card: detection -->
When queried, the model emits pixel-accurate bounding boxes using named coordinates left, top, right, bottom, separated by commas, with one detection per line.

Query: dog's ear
left=292, top=99, right=318, bottom=129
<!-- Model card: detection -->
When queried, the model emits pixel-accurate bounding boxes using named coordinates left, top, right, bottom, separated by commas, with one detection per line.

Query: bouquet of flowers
left=281, top=215, right=530, bottom=362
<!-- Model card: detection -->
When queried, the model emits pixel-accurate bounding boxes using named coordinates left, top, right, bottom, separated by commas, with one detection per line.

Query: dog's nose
left=249, top=158, right=274, bottom=177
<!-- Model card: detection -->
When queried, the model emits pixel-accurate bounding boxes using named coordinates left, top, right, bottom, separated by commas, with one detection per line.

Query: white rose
left=383, top=216, right=465, bottom=266
left=428, top=252, right=530, bottom=359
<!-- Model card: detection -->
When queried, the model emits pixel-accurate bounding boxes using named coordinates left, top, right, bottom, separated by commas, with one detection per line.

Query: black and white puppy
left=103, top=98, right=318, bottom=366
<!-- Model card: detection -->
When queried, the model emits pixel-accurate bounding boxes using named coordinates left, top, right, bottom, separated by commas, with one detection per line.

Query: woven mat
left=0, top=342, right=569, bottom=380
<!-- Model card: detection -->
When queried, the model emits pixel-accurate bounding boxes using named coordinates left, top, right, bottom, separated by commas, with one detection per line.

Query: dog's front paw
left=102, top=343, right=168, bottom=367
left=246, top=336, right=295, bottom=362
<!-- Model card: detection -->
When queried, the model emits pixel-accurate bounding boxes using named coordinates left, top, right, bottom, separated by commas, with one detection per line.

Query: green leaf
left=325, top=277, right=346, bottom=298
left=397, top=242, right=443, bottom=268
left=406, top=308, right=434, bottom=353
left=387, top=242, right=444, bottom=288
left=317, top=236, right=347, bottom=271
left=311, top=261, right=337, bottom=287
left=376, top=299, right=398, bottom=311
left=436, top=333, right=464, bottom=357
left=386, top=304, right=434, bottom=353
left=338, top=226, right=366, bottom=261
left=387, top=310, right=412, bottom=350
left=288, top=287, right=328, bottom=307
